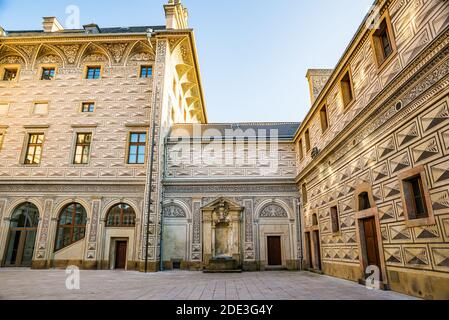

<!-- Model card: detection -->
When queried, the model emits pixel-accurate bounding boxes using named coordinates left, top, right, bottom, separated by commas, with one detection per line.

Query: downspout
left=297, top=198, right=303, bottom=270
left=159, top=135, right=169, bottom=272
left=144, top=31, right=158, bottom=274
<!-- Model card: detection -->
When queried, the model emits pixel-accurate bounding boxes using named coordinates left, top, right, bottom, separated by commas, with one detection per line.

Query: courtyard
left=0, top=269, right=417, bottom=300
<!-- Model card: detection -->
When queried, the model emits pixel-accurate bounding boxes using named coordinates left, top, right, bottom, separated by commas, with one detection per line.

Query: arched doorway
left=4, top=202, right=39, bottom=267
left=105, top=203, right=136, bottom=270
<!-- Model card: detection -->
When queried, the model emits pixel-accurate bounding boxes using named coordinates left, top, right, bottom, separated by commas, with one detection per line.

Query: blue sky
left=0, top=0, right=374, bottom=123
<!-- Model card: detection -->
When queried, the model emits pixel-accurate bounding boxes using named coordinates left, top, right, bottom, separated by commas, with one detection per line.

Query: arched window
left=55, top=203, right=87, bottom=251
left=5, top=202, right=40, bottom=267
left=10, top=202, right=39, bottom=228
left=106, top=203, right=136, bottom=227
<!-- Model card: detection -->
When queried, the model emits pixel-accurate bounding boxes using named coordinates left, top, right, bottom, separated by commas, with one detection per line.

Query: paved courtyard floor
left=0, top=269, right=417, bottom=300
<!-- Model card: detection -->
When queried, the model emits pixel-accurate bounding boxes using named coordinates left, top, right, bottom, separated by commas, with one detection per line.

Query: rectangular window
left=302, top=184, right=308, bottom=204
left=403, top=175, right=428, bottom=220
left=33, top=103, right=49, bottom=115
left=358, top=192, right=371, bottom=211
left=128, top=132, right=147, bottom=164
left=41, top=68, right=56, bottom=80
left=140, top=66, right=152, bottom=78
left=305, top=129, right=311, bottom=152
left=0, top=132, right=4, bottom=151
left=331, top=206, right=340, bottom=233
left=399, top=167, right=435, bottom=227
left=25, top=133, right=44, bottom=165
left=0, top=103, right=9, bottom=116
left=3, top=68, right=18, bottom=81
left=86, top=67, right=101, bottom=79
left=320, top=104, right=329, bottom=132
left=340, top=70, right=354, bottom=108
left=298, top=139, right=304, bottom=160
left=74, top=133, right=92, bottom=164
left=372, top=15, right=395, bottom=67
left=81, top=102, right=95, bottom=113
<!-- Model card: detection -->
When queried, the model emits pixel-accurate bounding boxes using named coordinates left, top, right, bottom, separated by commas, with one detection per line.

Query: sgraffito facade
left=0, top=0, right=448, bottom=300
left=295, top=0, right=449, bottom=299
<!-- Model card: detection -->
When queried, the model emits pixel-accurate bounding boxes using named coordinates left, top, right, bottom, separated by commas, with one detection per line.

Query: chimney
left=164, top=0, right=189, bottom=30
left=306, top=69, right=333, bottom=105
left=43, top=17, right=64, bottom=32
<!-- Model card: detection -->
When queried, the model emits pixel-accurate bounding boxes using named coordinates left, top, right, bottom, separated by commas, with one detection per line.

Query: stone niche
left=202, top=198, right=243, bottom=271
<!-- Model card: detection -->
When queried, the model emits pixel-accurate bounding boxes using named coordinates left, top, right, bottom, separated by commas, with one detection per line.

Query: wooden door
left=115, top=241, right=127, bottom=269
left=305, top=232, right=312, bottom=268
left=267, top=236, right=282, bottom=266
left=362, top=217, right=381, bottom=268
left=312, top=230, right=322, bottom=270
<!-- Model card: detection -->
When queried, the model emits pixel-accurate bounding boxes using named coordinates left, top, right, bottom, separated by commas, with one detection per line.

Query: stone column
left=33, top=198, right=53, bottom=269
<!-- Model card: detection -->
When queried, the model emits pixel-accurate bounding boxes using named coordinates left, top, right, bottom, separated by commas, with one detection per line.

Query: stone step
left=203, top=269, right=243, bottom=274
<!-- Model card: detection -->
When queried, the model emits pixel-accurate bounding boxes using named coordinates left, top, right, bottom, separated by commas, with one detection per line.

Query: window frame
left=0, top=130, right=5, bottom=152
left=298, top=139, right=304, bottom=160
left=106, top=203, right=137, bottom=228
left=126, top=132, right=147, bottom=165
left=2, top=66, right=19, bottom=81
left=140, top=65, right=153, bottom=78
left=330, top=204, right=340, bottom=235
left=40, top=66, right=57, bottom=81
left=398, top=166, right=435, bottom=228
left=370, top=10, right=397, bottom=71
left=0, top=102, right=10, bottom=116
left=354, top=183, right=375, bottom=212
left=81, top=102, right=95, bottom=113
left=32, top=101, right=49, bottom=116
left=84, top=65, right=103, bottom=80
left=319, top=103, right=330, bottom=134
left=73, top=132, right=93, bottom=165
left=339, top=67, right=355, bottom=110
left=24, top=133, right=45, bottom=165
left=304, top=129, right=311, bottom=152
left=54, top=203, right=87, bottom=252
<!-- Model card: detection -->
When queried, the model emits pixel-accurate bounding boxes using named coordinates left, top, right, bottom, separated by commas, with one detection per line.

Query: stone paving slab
left=0, top=269, right=417, bottom=300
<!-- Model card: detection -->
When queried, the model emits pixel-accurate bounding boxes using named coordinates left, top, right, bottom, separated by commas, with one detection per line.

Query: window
left=371, top=14, right=395, bottom=67
left=320, top=104, right=329, bottom=133
left=106, top=203, right=136, bottom=227
left=55, top=203, right=87, bottom=251
left=3, top=68, right=18, bottom=81
left=74, top=133, right=92, bottom=164
left=41, top=68, right=55, bottom=80
left=358, top=192, right=371, bottom=211
left=0, top=103, right=9, bottom=116
left=140, top=66, right=152, bottom=78
left=128, top=132, right=147, bottom=164
left=0, top=132, right=4, bottom=151
left=340, top=70, right=354, bottom=108
left=302, top=183, right=308, bottom=204
left=24, top=133, right=44, bottom=165
left=330, top=206, right=340, bottom=233
left=312, top=213, right=318, bottom=226
left=305, top=129, right=311, bottom=151
left=298, top=139, right=304, bottom=160
left=81, top=102, right=95, bottom=113
left=399, top=167, right=435, bottom=227
left=33, top=102, right=48, bottom=115
left=86, top=66, right=101, bottom=79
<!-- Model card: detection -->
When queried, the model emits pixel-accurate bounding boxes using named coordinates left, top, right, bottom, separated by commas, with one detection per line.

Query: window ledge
left=405, top=216, right=436, bottom=228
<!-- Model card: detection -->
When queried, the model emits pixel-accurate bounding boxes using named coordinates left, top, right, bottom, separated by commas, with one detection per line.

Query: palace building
left=0, top=0, right=448, bottom=299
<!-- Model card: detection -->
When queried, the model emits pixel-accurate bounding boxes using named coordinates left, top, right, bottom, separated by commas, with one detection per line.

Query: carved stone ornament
left=163, top=205, right=186, bottom=218
left=260, top=204, right=288, bottom=218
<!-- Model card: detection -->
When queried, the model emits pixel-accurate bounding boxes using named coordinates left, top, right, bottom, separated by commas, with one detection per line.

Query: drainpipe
left=144, top=32, right=158, bottom=274
left=297, top=198, right=303, bottom=271
left=159, top=135, right=169, bottom=272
